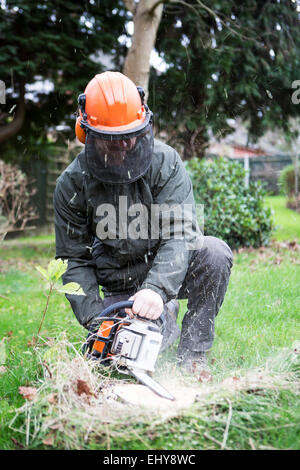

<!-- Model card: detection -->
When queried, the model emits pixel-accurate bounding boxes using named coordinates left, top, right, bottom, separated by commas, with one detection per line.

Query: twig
left=252, top=423, right=298, bottom=433
left=130, top=426, right=152, bottom=450
left=25, top=404, right=31, bottom=447
left=249, top=437, right=256, bottom=450
left=259, top=445, right=281, bottom=450
left=105, top=422, right=111, bottom=450
left=40, top=362, right=53, bottom=380
left=221, top=399, right=232, bottom=449
left=37, top=284, right=53, bottom=336
left=0, top=294, right=9, bottom=300
left=230, top=422, right=298, bottom=433
left=203, top=431, right=230, bottom=450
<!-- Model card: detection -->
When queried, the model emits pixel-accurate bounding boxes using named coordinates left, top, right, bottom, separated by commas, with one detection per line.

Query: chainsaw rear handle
left=93, top=300, right=134, bottom=321
left=93, top=299, right=166, bottom=328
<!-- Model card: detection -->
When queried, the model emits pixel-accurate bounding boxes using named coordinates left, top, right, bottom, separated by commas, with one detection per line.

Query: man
left=54, top=71, right=233, bottom=377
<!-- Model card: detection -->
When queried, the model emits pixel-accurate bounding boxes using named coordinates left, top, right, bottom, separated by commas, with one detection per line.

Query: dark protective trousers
left=96, top=236, right=233, bottom=354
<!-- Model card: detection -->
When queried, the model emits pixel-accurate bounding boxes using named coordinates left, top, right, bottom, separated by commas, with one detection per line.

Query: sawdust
left=112, top=382, right=200, bottom=414
left=107, top=362, right=298, bottom=418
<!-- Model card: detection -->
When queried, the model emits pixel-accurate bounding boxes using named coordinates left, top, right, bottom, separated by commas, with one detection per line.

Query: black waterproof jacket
left=54, top=139, right=199, bottom=327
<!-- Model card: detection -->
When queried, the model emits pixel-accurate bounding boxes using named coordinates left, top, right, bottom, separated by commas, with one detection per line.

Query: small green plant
left=186, top=156, right=274, bottom=249
left=35, top=258, right=85, bottom=337
left=278, top=164, right=300, bottom=197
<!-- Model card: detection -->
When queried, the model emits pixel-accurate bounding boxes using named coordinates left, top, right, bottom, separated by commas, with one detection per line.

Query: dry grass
left=9, top=335, right=300, bottom=449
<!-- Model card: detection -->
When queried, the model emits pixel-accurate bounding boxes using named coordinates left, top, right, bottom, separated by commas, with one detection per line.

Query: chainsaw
left=82, top=300, right=175, bottom=401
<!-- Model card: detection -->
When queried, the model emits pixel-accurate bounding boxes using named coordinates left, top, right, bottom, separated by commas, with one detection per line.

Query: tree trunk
left=0, top=81, right=25, bottom=144
left=123, top=0, right=163, bottom=100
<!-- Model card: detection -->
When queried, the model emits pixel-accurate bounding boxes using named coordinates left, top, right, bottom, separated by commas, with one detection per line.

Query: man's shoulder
left=153, top=138, right=179, bottom=161
left=56, top=150, right=87, bottom=188
left=150, top=139, right=181, bottom=174
left=145, top=139, right=188, bottom=193
left=149, top=139, right=185, bottom=178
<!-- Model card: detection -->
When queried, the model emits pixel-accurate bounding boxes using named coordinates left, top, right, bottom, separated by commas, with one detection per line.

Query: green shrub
left=186, top=156, right=274, bottom=249
left=278, top=164, right=300, bottom=197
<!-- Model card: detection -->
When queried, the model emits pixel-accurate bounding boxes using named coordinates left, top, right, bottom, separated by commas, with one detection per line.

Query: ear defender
left=75, top=115, right=86, bottom=144
left=75, top=94, right=87, bottom=144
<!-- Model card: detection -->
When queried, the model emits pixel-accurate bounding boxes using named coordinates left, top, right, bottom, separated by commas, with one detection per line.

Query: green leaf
left=35, top=266, right=49, bottom=280
left=47, top=259, right=68, bottom=282
left=55, top=282, right=86, bottom=296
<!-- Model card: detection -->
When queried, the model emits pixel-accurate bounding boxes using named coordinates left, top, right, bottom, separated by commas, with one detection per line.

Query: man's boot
left=176, top=348, right=211, bottom=381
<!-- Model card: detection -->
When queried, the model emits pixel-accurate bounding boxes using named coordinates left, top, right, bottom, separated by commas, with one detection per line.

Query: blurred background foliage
left=187, top=157, right=274, bottom=249
left=1, top=0, right=300, bottom=163
left=0, top=0, right=300, bottom=243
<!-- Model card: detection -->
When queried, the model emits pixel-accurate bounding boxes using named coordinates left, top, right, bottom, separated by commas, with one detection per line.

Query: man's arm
left=54, top=164, right=104, bottom=328
left=140, top=147, right=202, bottom=304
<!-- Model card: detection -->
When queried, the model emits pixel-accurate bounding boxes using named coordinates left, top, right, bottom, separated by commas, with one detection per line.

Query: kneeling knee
left=198, top=236, right=233, bottom=270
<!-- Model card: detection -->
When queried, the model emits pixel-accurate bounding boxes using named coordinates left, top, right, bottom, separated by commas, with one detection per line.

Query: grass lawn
left=0, top=196, right=299, bottom=450
left=265, top=195, right=300, bottom=242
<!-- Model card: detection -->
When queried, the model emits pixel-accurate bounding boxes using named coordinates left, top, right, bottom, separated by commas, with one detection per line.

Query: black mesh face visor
left=85, top=125, right=154, bottom=184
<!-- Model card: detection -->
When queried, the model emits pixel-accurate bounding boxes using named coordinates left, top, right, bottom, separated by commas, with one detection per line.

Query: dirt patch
left=235, top=240, right=300, bottom=269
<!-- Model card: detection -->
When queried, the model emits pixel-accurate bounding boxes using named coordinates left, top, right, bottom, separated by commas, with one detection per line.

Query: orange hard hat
left=75, top=71, right=152, bottom=144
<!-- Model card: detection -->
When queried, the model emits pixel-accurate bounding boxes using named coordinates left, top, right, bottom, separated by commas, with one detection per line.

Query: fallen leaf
left=6, top=331, right=13, bottom=337
left=43, top=435, right=54, bottom=446
left=288, top=240, right=299, bottom=251
left=0, top=366, right=7, bottom=374
left=76, top=379, right=94, bottom=397
left=11, top=437, right=25, bottom=449
left=198, top=370, right=213, bottom=383
left=19, top=386, right=38, bottom=401
left=50, top=423, right=64, bottom=432
left=27, top=336, right=37, bottom=347
left=47, top=393, right=58, bottom=404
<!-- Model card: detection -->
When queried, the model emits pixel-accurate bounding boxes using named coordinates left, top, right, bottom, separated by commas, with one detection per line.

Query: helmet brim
left=81, top=109, right=152, bottom=139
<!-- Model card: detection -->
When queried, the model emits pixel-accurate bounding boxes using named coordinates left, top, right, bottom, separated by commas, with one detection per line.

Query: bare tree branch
left=123, top=0, right=137, bottom=15
left=0, top=160, right=38, bottom=241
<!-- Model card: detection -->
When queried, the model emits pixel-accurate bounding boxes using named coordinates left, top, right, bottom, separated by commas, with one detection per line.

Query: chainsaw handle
left=94, top=300, right=134, bottom=321
left=93, top=299, right=165, bottom=328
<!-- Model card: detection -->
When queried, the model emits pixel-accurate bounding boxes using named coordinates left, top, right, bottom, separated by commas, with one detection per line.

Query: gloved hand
left=124, top=288, right=164, bottom=321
